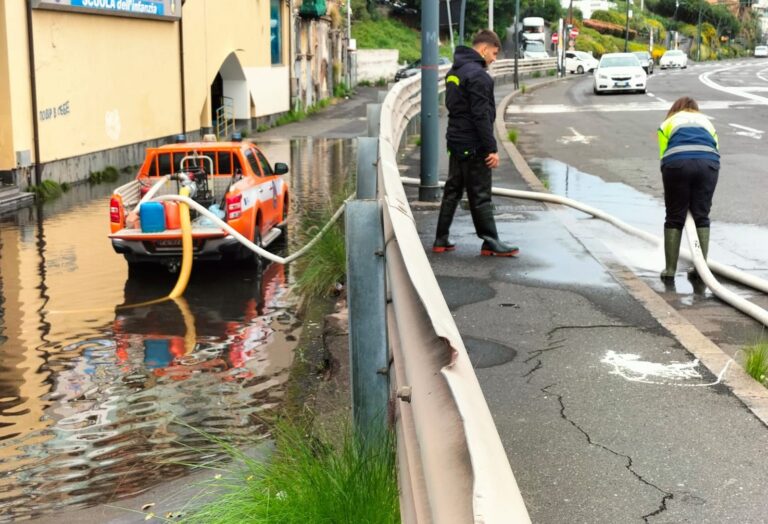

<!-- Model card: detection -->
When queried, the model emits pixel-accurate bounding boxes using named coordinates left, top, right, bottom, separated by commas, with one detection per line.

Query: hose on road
left=399, top=176, right=768, bottom=328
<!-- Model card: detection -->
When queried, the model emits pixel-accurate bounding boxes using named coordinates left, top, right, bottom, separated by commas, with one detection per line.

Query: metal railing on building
left=215, top=96, right=235, bottom=140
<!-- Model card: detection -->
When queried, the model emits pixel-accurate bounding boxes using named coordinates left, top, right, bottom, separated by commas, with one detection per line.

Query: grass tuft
left=293, top=187, right=349, bottom=300
left=181, top=420, right=399, bottom=524
left=520, top=84, right=527, bottom=94
left=507, top=129, right=518, bottom=144
left=743, top=340, right=768, bottom=386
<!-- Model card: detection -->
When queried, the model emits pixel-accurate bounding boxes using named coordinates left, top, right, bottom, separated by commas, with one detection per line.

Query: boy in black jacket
left=433, top=29, right=519, bottom=257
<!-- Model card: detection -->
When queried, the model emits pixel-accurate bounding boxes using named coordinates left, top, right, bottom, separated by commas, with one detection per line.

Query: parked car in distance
left=755, top=45, right=768, bottom=58
left=593, top=52, right=647, bottom=95
left=565, top=50, right=599, bottom=74
left=394, top=56, right=452, bottom=81
left=632, top=51, right=654, bottom=74
left=659, top=49, right=687, bottom=69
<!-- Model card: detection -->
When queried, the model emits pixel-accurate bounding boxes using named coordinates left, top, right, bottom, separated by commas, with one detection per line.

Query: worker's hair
left=472, top=29, right=502, bottom=49
left=666, top=96, right=699, bottom=118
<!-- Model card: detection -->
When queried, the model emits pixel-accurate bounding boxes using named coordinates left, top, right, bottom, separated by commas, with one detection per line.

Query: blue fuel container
left=140, top=202, right=166, bottom=233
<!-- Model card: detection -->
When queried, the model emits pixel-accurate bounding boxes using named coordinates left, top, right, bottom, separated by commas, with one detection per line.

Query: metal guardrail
left=375, top=61, right=532, bottom=522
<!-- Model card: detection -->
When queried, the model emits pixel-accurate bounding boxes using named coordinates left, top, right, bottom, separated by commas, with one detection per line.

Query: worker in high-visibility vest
left=657, top=96, right=720, bottom=282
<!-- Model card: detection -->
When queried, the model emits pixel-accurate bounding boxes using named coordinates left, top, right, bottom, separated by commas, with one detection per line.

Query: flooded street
left=0, top=138, right=354, bottom=521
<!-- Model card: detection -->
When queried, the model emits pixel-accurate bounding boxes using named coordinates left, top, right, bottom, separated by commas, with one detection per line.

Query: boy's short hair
left=472, top=29, right=502, bottom=49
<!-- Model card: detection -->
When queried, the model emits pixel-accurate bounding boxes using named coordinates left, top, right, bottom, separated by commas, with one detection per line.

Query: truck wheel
left=242, top=218, right=263, bottom=269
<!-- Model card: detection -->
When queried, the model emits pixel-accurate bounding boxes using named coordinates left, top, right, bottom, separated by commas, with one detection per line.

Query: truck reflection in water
left=0, top=262, right=300, bottom=522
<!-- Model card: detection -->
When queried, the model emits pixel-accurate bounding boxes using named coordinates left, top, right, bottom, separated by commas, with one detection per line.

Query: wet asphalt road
left=507, top=58, right=768, bottom=226
left=506, top=60, right=768, bottom=366
left=404, top=80, right=768, bottom=523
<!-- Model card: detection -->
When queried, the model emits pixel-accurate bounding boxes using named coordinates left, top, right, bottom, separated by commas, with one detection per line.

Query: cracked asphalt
left=402, top=83, right=768, bottom=523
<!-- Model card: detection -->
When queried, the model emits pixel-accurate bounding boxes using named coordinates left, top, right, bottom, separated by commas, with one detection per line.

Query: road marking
left=699, top=66, right=768, bottom=104
left=728, top=122, right=764, bottom=139
left=505, top=99, right=759, bottom=114
left=557, top=127, right=596, bottom=144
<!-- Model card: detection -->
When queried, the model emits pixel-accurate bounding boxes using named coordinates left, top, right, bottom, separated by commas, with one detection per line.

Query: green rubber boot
left=660, top=228, right=682, bottom=282
left=688, top=227, right=710, bottom=280
left=696, top=227, right=710, bottom=259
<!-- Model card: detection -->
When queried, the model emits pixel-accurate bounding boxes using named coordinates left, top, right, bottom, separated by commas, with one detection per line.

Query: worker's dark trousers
left=661, top=158, right=719, bottom=229
left=435, top=153, right=495, bottom=240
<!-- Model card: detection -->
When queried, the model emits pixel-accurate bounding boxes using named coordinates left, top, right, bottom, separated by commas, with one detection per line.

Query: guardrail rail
left=377, top=59, right=533, bottom=523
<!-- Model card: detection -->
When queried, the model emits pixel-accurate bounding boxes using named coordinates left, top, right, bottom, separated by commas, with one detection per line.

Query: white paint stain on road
left=601, top=350, right=733, bottom=387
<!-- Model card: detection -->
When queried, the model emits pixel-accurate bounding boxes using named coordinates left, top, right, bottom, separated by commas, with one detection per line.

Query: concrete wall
left=355, top=49, right=400, bottom=83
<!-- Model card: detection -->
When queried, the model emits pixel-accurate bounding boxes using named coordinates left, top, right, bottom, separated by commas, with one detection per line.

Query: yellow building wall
left=32, top=10, right=181, bottom=163
left=3, top=2, right=34, bottom=171
left=0, top=0, right=289, bottom=173
left=0, top=7, right=15, bottom=168
left=182, top=0, right=289, bottom=130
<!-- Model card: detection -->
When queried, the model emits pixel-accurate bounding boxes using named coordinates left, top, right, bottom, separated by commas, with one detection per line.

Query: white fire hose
left=399, top=176, right=768, bottom=328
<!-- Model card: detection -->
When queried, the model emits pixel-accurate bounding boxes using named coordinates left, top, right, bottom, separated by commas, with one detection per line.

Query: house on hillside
left=560, top=0, right=616, bottom=19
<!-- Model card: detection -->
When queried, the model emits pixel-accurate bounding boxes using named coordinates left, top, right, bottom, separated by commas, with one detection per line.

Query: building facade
left=0, top=0, right=293, bottom=189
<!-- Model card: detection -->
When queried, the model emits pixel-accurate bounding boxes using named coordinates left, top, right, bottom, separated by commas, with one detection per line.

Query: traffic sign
left=551, top=33, right=559, bottom=43
left=570, top=28, right=579, bottom=38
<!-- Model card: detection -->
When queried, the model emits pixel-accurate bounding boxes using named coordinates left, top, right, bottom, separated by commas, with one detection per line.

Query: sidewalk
left=403, top=82, right=768, bottom=523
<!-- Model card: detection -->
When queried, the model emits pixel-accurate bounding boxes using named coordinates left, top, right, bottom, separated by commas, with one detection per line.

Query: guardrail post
left=367, top=103, right=382, bottom=138
left=356, top=137, right=379, bottom=199
left=346, top=199, right=388, bottom=437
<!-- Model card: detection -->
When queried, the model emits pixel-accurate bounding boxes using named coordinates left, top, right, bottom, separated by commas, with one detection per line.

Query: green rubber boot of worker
left=660, top=228, right=682, bottom=282
left=688, top=227, right=710, bottom=280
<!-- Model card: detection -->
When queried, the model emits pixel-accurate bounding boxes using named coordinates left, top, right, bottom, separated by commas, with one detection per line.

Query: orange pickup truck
left=109, top=140, right=289, bottom=270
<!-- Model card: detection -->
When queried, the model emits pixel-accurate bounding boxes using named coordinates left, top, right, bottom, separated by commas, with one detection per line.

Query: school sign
left=32, top=0, right=181, bottom=21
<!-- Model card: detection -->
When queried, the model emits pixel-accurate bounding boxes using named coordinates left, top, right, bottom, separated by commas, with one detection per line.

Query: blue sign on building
left=33, top=0, right=180, bottom=21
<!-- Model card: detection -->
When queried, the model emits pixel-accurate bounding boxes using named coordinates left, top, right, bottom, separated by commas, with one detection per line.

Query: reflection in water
left=0, top=138, right=354, bottom=520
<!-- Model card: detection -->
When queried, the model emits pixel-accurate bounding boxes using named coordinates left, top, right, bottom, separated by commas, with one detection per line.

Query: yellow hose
left=168, top=187, right=193, bottom=299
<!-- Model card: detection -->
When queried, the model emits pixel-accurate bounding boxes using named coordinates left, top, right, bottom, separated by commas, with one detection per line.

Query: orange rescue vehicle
left=109, top=140, right=289, bottom=269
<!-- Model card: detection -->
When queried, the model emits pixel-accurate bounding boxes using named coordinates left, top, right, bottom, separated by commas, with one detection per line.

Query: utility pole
left=446, top=0, right=455, bottom=52
left=513, top=0, right=520, bottom=88
left=489, top=0, right=494, bottom=32
left=459, top=0, right=466, bottom=45
left=696, top=0, right=704, bottom=61
left=419, top=0, right=440, bottom=202
left=624, top=0, right=632, bottom=52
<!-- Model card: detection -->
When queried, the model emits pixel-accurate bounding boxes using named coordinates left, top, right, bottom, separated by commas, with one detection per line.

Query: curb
left=495, top=81, right=768, bottom=427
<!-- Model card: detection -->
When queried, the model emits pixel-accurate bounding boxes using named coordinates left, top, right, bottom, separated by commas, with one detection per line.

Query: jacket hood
left=452, top=46, right=486, bottom=69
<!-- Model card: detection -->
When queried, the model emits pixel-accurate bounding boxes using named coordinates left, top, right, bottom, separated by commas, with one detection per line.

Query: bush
left=28, top=179, right=68, bottom=202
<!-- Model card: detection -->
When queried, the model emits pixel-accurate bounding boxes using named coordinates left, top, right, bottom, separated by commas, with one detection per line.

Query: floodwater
left=0, top=137, right=354, bottom=521
left=529, top=157, right=768, bottom=294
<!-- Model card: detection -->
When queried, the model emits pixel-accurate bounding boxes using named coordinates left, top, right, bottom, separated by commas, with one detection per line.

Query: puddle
left=529, top=157, right=768, bottom=297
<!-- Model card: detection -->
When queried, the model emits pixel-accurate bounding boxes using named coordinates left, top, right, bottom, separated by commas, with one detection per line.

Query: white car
left=593, top=52, right=647, bottom=95
left=659, top=49, right=688, bottom=69
left=755, top=45, right=768, bottom=58
left=565, top=51, right=599, bottom=74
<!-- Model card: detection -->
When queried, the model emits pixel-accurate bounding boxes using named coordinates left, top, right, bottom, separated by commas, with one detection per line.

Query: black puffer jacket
left=445, top=46, right=497, bottom=157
